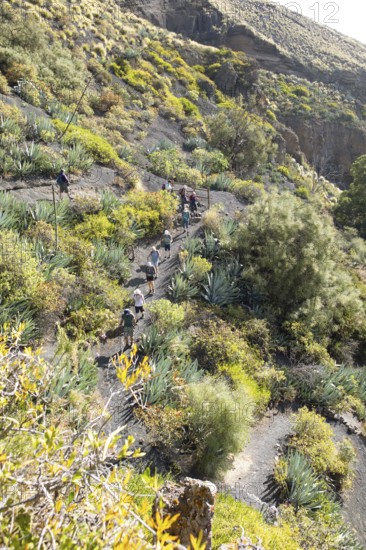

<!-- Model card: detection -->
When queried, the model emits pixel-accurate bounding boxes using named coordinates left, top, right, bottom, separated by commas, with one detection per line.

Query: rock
left=214, top=62, right=239, bottom=95
left=152, top=477, right=217, bottom=549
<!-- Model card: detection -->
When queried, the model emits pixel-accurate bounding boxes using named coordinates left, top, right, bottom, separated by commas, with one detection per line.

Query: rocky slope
left=128, top=0, right=366, bottom=183
left=130, top=0, right=366, bottom=99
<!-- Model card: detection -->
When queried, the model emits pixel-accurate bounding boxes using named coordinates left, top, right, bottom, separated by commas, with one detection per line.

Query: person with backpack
left=189, top=190, right=198, bottom=214
left=133, top=288, right=145, bottom=320
left=121, top=308, right=136, bottom=348
left=178, top=185, right=188, bottom=210
left=163, top=229, right=173, bottom=259
left=182, top=204, right=191, bottom=235
left=148, top=246, right=160, bottom=276
left=145, top=261, right=156, bottom=294
left=56, top=169, right=70, bottom=199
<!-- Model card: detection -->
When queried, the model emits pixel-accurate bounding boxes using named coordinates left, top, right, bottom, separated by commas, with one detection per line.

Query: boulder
left=152, top=477, right=217, bottom=549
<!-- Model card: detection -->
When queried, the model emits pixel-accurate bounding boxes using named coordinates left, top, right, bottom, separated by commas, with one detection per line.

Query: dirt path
left=222, top=409, right=294, bottom=507
left=95, top=187, right=245, bottom=456
left=329, top=420, right=366, bottom=547
left=222, top=408, right=366, bottom=548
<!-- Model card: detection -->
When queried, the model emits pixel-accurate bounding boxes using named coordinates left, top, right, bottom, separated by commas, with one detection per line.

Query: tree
left=235, top=194, right=366, bottom=343
left=334, top=155, right=366, bottom=236
left=206, top=106, right=275, bottom=177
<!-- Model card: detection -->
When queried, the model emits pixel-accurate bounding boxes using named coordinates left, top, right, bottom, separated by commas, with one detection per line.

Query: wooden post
left=52, top=184, right=59, bottom=251
left=207, top=187, right=211, bottom=209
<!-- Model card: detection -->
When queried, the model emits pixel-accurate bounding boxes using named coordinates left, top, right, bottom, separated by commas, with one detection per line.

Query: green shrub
left=294, top=185, right=310, bottom=199
left=147, top=299, right=186, bottom=332
left=179, top=97, right=199, bottom=117
left=113, top=191, right=178, bottom=236
left=274, top=451, right=328, bottom=512
left=186, top=377, right=251, bottom=477
left=213, top=494, right=300, bottom=550
left=168, top=273, right=199, bottom=302
left=230, top=179, right=265, bottom=202
left=53, top=120, right=120, bottom=166
left=193, top=319, right=264, bottom=375
left=74, top=212, right=114, bottom=241
left=289, top=407, right=355, bottom=486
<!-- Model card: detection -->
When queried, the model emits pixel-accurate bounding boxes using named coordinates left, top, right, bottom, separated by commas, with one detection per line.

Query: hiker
left=145, top=261, right=156, bottom=294
left=121, top=308, right=135, bottom=348
left=178, top=185, right=188, bottom=210
left=133, top=288, right=145, bottom=320
left=148, top=246, right=160, bottom=276
left=163, top=229, right=173, bottom=259
left=189, top=190, right=198, bottom=214
left=182, top=204, right=191, bottom=235
left=56, top=169, right=70, bottom=199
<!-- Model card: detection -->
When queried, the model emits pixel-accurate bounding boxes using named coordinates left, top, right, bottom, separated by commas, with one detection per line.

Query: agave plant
left=0, top=192, right=29, bottom=232
left=29, top=200, right=73, bottom=229
left=144, top=355, right=174, bottom=405
left=23, top=141, right=43, bottom=164
left=66, top=143, right=93, bottom=173
left=0, top=116, right=22, bottom=141
left=25, top=114, right=56, bottom=143
left=101, top=189, right=121, bottom=214
left=12, top=158, right=34, bottom=178
left=201, top=267, right=241, bottom=306
left=183, top=137, right=207, bottom=152
left=93, top=241, right=130, bottom=281
left=168, top=273, right=199, bottom=302
left=41, top=251, right=73, bottom=280
left=202, top=230, right=220, bottom=260
left=178, top=359, right=203, bottom=384
left=185, top=237, right=203, bottom=258
left=279, top=451, right=328, bottom=512
left=208, top=173, right=235, bottom=191
left=0, top=300, right=39, bottom=344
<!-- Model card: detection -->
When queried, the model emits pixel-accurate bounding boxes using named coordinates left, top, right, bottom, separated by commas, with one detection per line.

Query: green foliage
left=236, top=193, right=366, bottom=345
left=74, top=212, right=114, bottom=241
left=274, top=451, right=328, bottom=512
left=93, top=241, right=130, bottom=281
left=147, top=299, right=186, bottom=332
left=207, top=106, right=275, bottom=176
left=168, top=273, right=199, bottom=302
left=192, top=148, right=229, bottom=176
left=113, top=191, right=178, bottom=236
left=179, top=97, right=199, bottom=117
left=53, top=119, right=120, bottom=166
left=335, top=155, right=366, bottom=236
left=289, top=407, right=355, bottom=485
left=148, top=148, right=182, bottom=179
left=213, top=495, right=300, bottom=550
left=193, top=319, right=264, bottom=375
left=186, top=377, right=251, bottom=477
left=201, top=266, right=241, bottom=306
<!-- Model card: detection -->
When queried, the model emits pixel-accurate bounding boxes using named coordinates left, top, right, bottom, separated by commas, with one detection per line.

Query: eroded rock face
left=152, top=477, right=217, bottom=549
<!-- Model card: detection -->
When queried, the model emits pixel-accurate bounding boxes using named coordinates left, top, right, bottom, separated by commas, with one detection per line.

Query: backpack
left=182, top=211, right=190, bottom=222
left=146, top=264, right=155, bottom=276
left=56, top=174, right=64, bottom=185
left=164, top=233, right=172, bottom=245
left=122, top=311, right=134, bottom=327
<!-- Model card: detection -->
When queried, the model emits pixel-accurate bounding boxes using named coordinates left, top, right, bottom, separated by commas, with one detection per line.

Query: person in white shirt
left=133, top=288, right=145, bottom=319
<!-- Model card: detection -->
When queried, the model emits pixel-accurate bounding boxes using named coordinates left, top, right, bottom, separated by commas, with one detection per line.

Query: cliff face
left=127, top=0, right=366, bottom=184
left=278, top=117, right=366, bottom=185
left=130, top=0, right=366, bottom=101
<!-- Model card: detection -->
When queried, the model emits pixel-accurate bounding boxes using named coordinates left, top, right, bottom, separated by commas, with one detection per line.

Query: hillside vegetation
left=1, top=0, right=366, bottom=548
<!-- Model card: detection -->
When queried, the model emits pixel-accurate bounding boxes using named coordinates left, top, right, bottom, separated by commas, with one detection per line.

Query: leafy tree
left=235, top=194, right=366, bottom=342
left=334, top=155, right=366, bottom=236
left=206, top=106, right=275, bottom=176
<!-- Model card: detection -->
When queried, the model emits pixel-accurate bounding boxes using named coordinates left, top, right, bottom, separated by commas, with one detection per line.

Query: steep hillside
left=129, top=0, right=366, bottom=183
left=2, top=1, right=366, bottom=549
left=132, top=0, right=366, bottom=99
